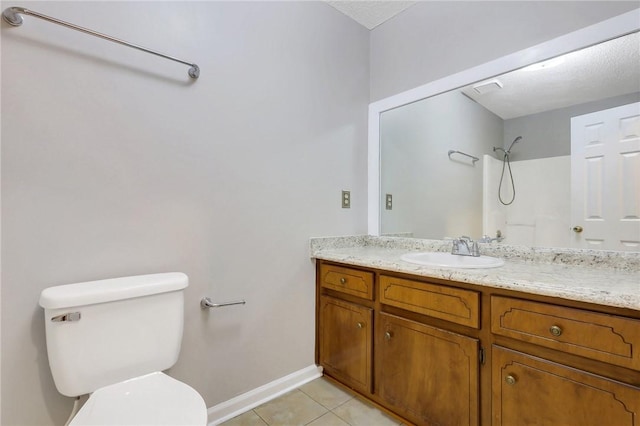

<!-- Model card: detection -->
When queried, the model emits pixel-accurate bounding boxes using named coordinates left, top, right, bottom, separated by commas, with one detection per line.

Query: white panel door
left=571, top=102, right=640, bottom=251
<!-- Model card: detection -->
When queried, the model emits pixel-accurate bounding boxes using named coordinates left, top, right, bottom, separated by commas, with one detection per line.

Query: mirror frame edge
left=367, top=9, right=640, bottom=240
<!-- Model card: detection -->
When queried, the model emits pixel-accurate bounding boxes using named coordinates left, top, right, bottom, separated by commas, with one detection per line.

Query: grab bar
left=201, top=297, right=246, bottom=309
left=448, top=150, right=479, bottom=165
left=2, top=6, right=200, bottom=79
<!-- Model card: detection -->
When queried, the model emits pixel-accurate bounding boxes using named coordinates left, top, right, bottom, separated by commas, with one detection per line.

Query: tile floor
left=220, top=377, right=405, bottom=426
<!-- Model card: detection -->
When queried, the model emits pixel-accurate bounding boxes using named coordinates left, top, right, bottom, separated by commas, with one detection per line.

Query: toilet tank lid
left=39, top=272, right=188, bottom=309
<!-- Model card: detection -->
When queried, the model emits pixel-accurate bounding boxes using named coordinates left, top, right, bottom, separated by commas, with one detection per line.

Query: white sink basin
left=400, top=252, right=504, bottom=269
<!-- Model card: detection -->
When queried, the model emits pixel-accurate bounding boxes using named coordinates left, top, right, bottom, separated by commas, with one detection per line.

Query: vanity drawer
left=379, top=275, right=480, bottom=328
left=491, top=296, right=640, bottom=370
left=319, top=264, right=374, bottom=300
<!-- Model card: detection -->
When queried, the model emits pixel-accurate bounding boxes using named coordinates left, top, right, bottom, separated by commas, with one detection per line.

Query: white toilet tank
left=39, top=272, right=189, bottom=397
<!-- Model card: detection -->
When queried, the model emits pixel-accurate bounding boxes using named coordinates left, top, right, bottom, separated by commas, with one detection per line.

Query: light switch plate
left=342, top=190, right=351, bottom=208
left=385, top=193, right=392, bottom=210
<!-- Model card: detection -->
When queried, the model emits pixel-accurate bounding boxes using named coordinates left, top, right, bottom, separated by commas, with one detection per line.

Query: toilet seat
left=69, top=372, right=207, bottom=426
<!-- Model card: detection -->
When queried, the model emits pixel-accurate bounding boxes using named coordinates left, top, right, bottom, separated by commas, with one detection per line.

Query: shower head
left=507, top=136, right=523, bottom=153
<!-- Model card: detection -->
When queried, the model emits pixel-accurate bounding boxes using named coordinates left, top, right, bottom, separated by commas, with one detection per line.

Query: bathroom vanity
left=312, top=237, right=640, bottom=426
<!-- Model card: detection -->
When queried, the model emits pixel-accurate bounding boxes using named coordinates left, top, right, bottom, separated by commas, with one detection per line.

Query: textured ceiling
left=327, top=2, right=638, bottom=117
left=326, top=1, right=416, bottom=30
left=460, top=32, right=640, bottom=119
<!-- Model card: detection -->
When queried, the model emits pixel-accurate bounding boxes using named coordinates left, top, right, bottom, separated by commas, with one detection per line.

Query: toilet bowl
left=39, top=273, right=207, bottom=425
left=69, top=372, right=206, bottom=426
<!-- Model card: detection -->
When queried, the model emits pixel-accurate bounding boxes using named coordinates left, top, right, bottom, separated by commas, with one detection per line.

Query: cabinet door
left=378, top=313, right=479, bottom=426
left=493, top=345, right=640, bottom=426
left=319, top=296, right=372, bottom=394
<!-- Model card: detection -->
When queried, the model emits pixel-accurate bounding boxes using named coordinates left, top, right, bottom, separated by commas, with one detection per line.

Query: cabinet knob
left=549, top=325, right=563, bottom=337
left=505, top=375, right=517, bottom=385
left=572, top=225, right=583, bottom=233
left=384, top=331, right=392, bottom=341
left=356, top=322, right=364, bottom=329
left=339, top=277, right=347, bottom=284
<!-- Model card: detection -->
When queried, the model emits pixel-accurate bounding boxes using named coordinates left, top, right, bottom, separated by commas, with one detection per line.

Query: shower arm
left=2, top=6, right=200, bottom=79
left=493, top=136, right=523, bottom=157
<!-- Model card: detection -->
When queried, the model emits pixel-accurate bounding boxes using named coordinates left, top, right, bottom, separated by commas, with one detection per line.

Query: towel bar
left=2, top=6, right=200, bottom=78
left=448, top=150, right=479, bottom=164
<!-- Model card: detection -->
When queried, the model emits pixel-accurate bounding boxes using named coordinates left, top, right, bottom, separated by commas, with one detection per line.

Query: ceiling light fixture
left=472, top=79, right=503, bottom=95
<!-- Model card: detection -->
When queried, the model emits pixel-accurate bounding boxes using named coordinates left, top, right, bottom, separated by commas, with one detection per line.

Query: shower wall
left=483, top=155, right=571, bottom=247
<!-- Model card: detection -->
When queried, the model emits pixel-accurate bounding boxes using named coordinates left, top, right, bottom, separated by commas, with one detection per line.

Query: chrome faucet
left=477, top=230, right=504, bottom=243
left=451, top=236, right=480, bottom=257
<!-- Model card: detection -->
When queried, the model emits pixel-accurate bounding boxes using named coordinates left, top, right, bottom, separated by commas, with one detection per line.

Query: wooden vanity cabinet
left=491, top=296, right=640, bottom=370
left=317, top=264, right=374, bottom=394
left=491, top=296, right=640, bottom=426
left=318, top=263, right=374, bottom=300
left=317, top=261, right=482, bottom=425
left=376, top=274, right=481, bottom=425
left=378, top=312, right=479, bottom=426
left=318, top=296, right=372, bottom=394
left=315, top=260, right=640, bottom=426
left=379, top=275, right=480, bottom=328
left=492, top=346, right=640, bottom=426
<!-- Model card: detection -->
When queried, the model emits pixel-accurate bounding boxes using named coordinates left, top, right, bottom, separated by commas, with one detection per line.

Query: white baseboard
left=207, top=365, right=323, bottom=425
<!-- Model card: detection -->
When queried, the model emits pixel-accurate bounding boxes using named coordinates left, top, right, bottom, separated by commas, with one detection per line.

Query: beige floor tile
left=299, top=378, right=354, bottom=410
left=220, top=410, right=268, bottom=426
left=307, top=412, right=351, bottom=426
left=253, top=389, right=328, bottom=426
left=332, top=397, right=400, bottom=426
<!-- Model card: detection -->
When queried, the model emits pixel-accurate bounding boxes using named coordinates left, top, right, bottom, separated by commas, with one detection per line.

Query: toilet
left=39, top=272, right=207, bottom=425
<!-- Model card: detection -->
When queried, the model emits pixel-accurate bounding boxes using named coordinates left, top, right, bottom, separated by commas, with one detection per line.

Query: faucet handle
left=471, top=241, right=480, bottom=256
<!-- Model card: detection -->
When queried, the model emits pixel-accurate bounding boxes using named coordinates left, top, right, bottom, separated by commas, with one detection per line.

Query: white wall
left=370, top=1, right=639, bottom=101
left=1, top=2, right=368, bottom=425
left=380, top=90, right=502, bottom=239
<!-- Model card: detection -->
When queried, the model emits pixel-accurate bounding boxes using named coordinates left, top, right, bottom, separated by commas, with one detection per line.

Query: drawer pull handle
left=356, top=322, right=364, bottom=329
left=549, top=325, right=563, bottom=337
left=505, top=375, right=517, bottom=385
left=339, top=277, right=347, bottom=284
left=384, top=331, right=393, bottom=341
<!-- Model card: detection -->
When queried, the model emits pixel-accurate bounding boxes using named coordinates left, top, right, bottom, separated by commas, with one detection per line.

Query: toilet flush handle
left=51, top=312, right=81, bottom=322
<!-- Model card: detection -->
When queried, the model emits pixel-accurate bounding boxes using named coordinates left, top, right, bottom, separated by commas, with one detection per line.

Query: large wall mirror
left=368, top=10, right=640, bottom=252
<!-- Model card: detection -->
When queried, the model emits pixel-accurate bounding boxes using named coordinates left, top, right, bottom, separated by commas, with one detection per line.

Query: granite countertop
left=310, top=236, right=640, bottom=312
